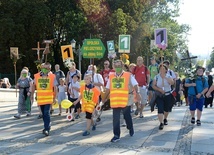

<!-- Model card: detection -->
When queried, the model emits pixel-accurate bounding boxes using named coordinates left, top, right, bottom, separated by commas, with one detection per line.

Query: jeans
left=40, top=104, right=51, bottom=131
left=113, top=106, right=133, bottom=138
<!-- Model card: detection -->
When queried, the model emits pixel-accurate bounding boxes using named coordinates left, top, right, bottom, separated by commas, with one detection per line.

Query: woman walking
left=14, top=69, right=33, bottom=119
left=152, top=64, right=174, bottom=130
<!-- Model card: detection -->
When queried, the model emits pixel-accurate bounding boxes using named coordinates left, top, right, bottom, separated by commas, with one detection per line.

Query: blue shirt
left=185, top=76, right=208, bottom=97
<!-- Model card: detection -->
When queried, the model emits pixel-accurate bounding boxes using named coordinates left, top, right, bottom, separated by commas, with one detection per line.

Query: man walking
left=102, top=60, right=141, bottom=142
left=132, top=56, right=150, bottom=118
left=31, top=62, right=57, bottom=136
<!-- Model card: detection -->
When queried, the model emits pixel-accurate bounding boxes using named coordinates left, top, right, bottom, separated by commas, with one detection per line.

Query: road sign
left=107, top=40, right=115, bottom=53
left=81, top=39, right=106, bottom=58
left=61, top=45, right=74, bottom=61
left=107, top=40, right=116, bottom=59
left=118, top=35, right=131, bottom=53
left=154, top=28, right=167, bottom=50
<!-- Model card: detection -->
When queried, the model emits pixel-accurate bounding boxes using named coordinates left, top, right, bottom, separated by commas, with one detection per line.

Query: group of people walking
left=12, top=55, right=213, bottom=143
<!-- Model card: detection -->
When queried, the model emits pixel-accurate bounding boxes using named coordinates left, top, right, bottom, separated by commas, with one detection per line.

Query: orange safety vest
left=109, top=71, right=130, bottom=108
left=34, top=72, right=55, bottom=105
left=80, top=86, right=100, bottom=113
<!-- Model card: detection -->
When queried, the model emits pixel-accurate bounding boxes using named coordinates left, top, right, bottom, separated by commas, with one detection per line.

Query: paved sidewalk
left=0, top=90, right=214, bottom=155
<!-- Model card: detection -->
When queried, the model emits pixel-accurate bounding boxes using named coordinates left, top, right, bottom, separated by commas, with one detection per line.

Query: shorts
left=139, top=86, right=147, bottom=104
left=127, top=93, right=134, bottom=106
left=156, top=94, right=173, bottom=113
left=188, top=96, right=204, bottom=111
left=86, top=111, right=93, bottom=119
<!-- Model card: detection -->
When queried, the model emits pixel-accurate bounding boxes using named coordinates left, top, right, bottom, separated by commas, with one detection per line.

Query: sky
left=178, top=0, right=214, bottom=58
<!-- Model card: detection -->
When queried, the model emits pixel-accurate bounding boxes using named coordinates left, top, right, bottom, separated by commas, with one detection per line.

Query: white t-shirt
left=67, top=69, right=81, bottom=83
left=93, top=73, right=104, bottom=92
left=58, top=85, right=66, bottom=93
left=154, top=74, right=172, bottom=93
left=69, top=81, right=80, bottom=98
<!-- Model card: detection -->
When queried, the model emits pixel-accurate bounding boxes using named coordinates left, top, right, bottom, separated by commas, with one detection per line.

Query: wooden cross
left=181, top=50, right=197, bottom=68
left=32, top=42, right=45, bottom=61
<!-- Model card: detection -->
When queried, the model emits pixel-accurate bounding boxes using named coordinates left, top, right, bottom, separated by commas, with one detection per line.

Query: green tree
left=0, top=0, right=192, bottom=82
left=207, top=47, right=214, bottom=71
left=0, top=0, right=50, bottom=74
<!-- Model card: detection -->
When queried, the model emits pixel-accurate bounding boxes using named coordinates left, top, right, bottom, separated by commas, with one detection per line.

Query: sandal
left=191, top=117, right=195, bottom=124
left=196, top=120, right=201, bottom=126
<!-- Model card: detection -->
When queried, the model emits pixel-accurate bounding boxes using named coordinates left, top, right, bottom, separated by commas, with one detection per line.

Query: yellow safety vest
left=109, top=71, right=130, bottom=108
left=80, top=86, right=100, bottom=113
left=34, top=72, right=55, bottom=105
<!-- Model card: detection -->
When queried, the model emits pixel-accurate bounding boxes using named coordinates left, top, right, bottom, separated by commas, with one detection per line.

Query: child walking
left=56, top=78, right=67, bottom=115
left=73, top=74, right=100, bottom=136
left=68, top=74, right=80, bottom=121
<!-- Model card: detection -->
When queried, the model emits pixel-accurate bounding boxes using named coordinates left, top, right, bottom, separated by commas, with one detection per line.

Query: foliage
left=0, top=0, right=192, bottom=84
left=185, top=65, right=197, bottom=80
left=207, top=47, right=214, bottom=71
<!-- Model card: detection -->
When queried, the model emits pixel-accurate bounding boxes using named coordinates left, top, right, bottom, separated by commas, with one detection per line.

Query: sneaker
left=110, top=136, right=120, bottom=142
left=139, top=113, right=144, bottom=118
left=191, top=117, right=195, bottom=124
left=121, top=122, right=126, bottom=127
left=43, top=130, right=49, bottom=136
left=129, top=129, right=134, bottom=137
left=82, top=131, right=90, bottom=136
left=159, top=123, right=164, bottom=130
left=96, top=117, right=101, bottom=122
left=14, top=114, right=21, bottom=119
left=164, top=119, right=168, bottom=125
left=26, top=112, right=31, bottom=117
left=92, top=124, right=96, bottom=131
left=58, top=113, right=61, bottom=116
left=75, top=115, right=80, bottom=119
left=196, top=120, right=201, bottom=126
left=134, top=109, right=139, bottom=116
left=37, top=114, right=43, bottom=119
left=50, top=109, right=54, bottom=115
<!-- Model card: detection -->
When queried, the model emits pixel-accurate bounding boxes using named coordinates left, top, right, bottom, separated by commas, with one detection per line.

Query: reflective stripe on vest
left=34, top=73, right=55, bottom=105
left=80, top=86, right=100, bottom=113
left=109, top=72, right=130, bottom=108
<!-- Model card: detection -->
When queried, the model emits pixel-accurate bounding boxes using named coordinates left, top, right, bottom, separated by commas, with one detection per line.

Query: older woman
left=14, top=69, right=33, bottom=119
left=152, top=64, right=174, bottom=130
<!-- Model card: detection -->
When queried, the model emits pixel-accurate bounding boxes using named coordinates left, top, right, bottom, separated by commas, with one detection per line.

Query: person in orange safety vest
left=31, top=62, right=58, bottom=136
left=73, top=74, right=100, bottom=136
left=102, top=59, right=141, bottom=143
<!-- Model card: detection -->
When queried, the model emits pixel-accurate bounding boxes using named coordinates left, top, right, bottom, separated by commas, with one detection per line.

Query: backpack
left=192, top=76, right=206, bottom=95
left=59, top=70, right=65, bottom=78
left=133, top=65, right=149, bottom=84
